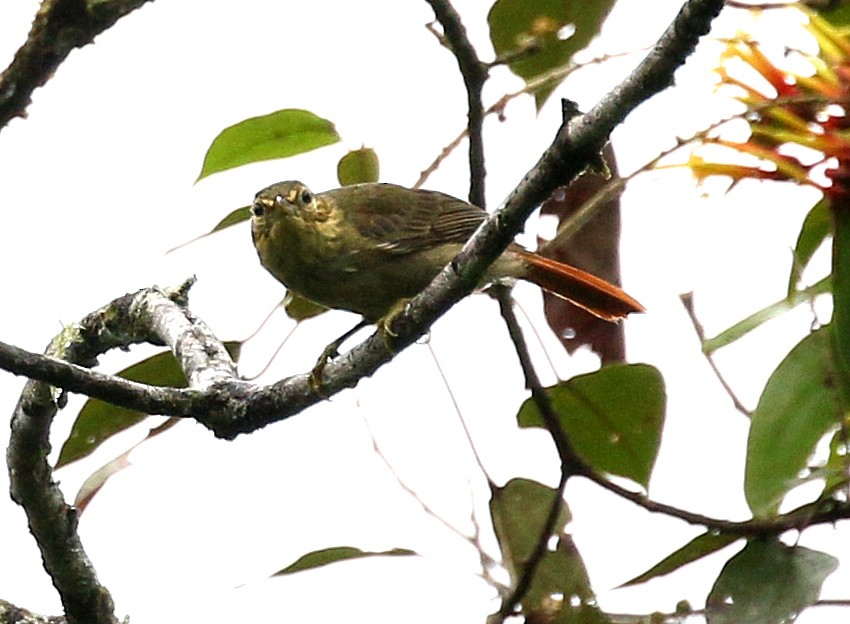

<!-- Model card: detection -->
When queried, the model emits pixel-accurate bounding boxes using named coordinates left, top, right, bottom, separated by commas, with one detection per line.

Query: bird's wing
left=335, top=183, right=487, bottom=255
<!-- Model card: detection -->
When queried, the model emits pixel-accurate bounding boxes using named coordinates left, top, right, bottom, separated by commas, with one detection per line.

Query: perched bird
left=250, top=180, right=643, bottom=325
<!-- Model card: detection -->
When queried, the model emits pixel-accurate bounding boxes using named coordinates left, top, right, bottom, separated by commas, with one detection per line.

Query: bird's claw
left=376, top=298, right=411, bottom=344
left=308, top=343, right=340, bottom=395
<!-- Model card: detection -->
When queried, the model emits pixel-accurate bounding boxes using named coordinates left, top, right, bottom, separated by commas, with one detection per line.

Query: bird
left=250, top=180, right=644, bottom=324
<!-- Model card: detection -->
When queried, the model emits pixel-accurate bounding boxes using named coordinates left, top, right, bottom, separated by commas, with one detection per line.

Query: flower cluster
left=690, top=6, right=850, bottom=201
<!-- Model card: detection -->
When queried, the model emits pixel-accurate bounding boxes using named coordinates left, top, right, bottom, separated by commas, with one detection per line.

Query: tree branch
left=5, top=280, right=242, bottom=624
left=376, top=0, right=726, bottom=366
left=424, top=0, right=489, bottom=207
left=491, top=285, right=584, bottom=621
left=1, top=0, right=728, bottom=440
left=0, top=0, right=154, bottom=133
left=0, top=600, right=63, bottom=624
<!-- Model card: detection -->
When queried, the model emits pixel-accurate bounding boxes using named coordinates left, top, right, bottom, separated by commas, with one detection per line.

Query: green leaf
left=272, top=547, right=416, bottom=577
left=57, top=342, right=241, bottom=469
left=517, top=364, right=666, bottom=489
left=74, top=418, right=180, bottom=513
left=491, top=478, right=571, bottom=577
left=197, top=109, right=339, bottom=181
left=209, top=205, right=252, bottom=233
left=822, top=4, right=850, bottom=27
left=337, top=147, right=380, bottom=185
left=789, top=198, right=830, bottom=295
left=490, top=478, right=608, bottom=624
left=283, top=291, right=327, bottom=321
left=823, top=428, right=850, bottom=495
left=166, top=206, right=252, bottom=253
left=706, top=539, right=837, bottom=624
left=620, top=532, right=740, bottom=588
left=702, top=277, right=831, bottom=355
left=745, top=327, right=842, bottom=517
left=487, top=0, right=616, bottom=109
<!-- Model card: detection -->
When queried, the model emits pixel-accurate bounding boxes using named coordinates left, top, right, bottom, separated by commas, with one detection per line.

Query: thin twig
left=0, top=0, right=155, bottom=132
left=423, top=0, right=489, bottom=206
left=414, top=49, right=642, bottom=190
left=426, top=342, right=491, bottom=480
left=242, top=323, right=299, bottom=381
left=680, top=292, right=752, bottom=416
left=361, top=410, right=503, bottom=587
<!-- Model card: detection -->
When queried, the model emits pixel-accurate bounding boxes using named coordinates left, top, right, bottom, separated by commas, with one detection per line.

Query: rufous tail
left=516, top=250, right=644, bottom=321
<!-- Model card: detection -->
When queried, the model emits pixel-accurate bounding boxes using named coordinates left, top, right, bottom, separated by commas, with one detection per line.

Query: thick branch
left=0, top=600, right=63, bottom=624
left=337, top=0, right=726, bottom=384
left=0, top=0, right=728, bottom=439
left=6, top=281, right=237, bottom=624
left=425, top=0, right=489, bottom=207
left=0, top=0, right=154, bottom=132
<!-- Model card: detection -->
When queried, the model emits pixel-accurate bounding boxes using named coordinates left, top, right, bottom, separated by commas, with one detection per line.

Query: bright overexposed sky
left=0, top=2, right=846, bottom=623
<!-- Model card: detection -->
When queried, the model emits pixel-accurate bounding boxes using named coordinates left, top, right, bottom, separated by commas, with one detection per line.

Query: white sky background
left=0, top=1, right=846, bottom=623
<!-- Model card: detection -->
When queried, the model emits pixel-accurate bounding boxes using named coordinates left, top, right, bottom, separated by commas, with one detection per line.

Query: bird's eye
left=250, top=203, right=265, bottom=217
left=300, top=189, right=313, bottom=204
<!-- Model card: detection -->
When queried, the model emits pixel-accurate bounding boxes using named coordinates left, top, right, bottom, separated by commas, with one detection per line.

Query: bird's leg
left=309, top=319, right=369, bottom=392
left=376, top=298, right=412, bottom=339
left=309, top=299, right=413, bottom=393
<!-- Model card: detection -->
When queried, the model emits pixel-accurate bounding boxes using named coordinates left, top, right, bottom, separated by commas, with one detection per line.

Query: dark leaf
left=490, top=478, right=608, bottom=623
left=74, top=418, right=180, bottom=514
left=820, top=1, right=850, bottom=26
left=197, top=109, right=339, bottom=181
left=620, top=532, right=740, bottom=587
left=706, top=540, right=837, bottom=624
left=272, top=547, right=417, bottom=577
left=539, top=146, right=626, bottom=363
left=57, top=343, right=240, bottom=468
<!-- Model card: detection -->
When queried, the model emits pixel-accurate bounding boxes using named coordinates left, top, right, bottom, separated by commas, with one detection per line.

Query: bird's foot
left=308, top=320, right=369, bottom=394
left=376, top=298, right=412, bottom=346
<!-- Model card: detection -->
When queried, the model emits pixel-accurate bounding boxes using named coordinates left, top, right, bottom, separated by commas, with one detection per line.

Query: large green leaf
left=166, top=205, right=252, bottom=253
left=197, top=109, right=339, bottom=181
left=490, top=478, right=608, bottom=624
left=706, top=540, right=837, bottom=624
left=57, top=343, right=241, bottom=468
left=272, top=547, right=416, bottom=577
left=487, top=0, right=616, bottom=109
left=517, top=364, right=665, bottom=489
left=745, top=327, right=841, bottom=517
left=620, top=531, right=740, bottom=588
left=337, top=147, right=380, bottom=186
